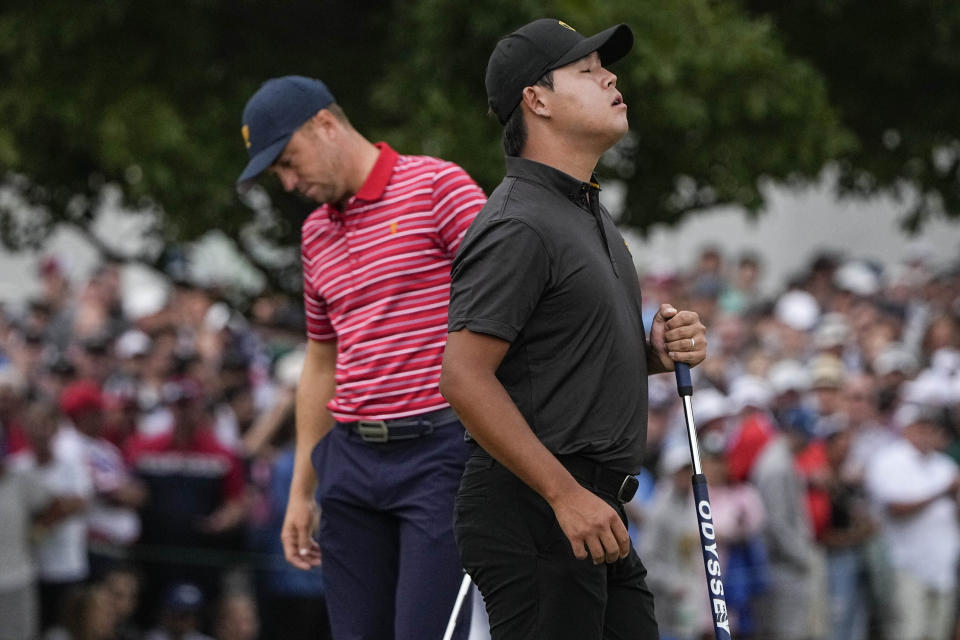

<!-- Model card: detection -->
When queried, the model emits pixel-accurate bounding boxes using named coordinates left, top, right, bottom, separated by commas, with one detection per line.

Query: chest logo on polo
left=558, top=21, right=576, bottom=32
left=390, top=221, right=398, bottom=234
left=241, top=125, right=251, bottom=149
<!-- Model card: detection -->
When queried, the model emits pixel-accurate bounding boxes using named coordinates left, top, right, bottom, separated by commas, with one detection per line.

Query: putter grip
left=675, top=362, right=693, bottom=397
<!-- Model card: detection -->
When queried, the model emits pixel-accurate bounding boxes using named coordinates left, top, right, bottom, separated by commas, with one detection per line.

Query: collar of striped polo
left=353, top=142, right=399, bottom=202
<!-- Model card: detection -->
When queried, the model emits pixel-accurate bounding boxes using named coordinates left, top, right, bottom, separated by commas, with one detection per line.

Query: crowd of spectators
left=0, top=241, right=958, bottom=640
left=0, top=257, right=328, bottom=640
left=631, top=244, right=960, bottom=640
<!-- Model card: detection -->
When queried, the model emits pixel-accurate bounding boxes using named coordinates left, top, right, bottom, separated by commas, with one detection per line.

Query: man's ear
left=521, top=86, right=550, bottom=119
left=308, top=108, right=340, bottom=137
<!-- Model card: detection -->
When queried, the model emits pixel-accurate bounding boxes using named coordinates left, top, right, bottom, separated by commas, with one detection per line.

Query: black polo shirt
left=448, top=156, right=649, bottom=473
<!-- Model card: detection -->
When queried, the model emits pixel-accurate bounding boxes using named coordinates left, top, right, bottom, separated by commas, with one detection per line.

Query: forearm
left=203, top=497, right=249, bottom=533
left=887, top=494, right=944, bottom=517
left=441, top=329, right=632, bottom=563
left=289, top=341, right=337, bottom=501
left=886, top=477, right=957, bottom=518
left=242, top=386, right=296, bottom=457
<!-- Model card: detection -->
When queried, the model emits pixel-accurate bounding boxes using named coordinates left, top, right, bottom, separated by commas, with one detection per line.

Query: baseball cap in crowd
left=59, top=381, right=104, bottom=420
left=813, top=313, right=851, bottom=350
left=768, top=359, right=811, bottom=395
left=162, top=378, right=203, bottom=405
left=237, top=76, right=336, bottom=191
left=485, top=18, right=634, bottom=124
left=780, top=406, right=818, bottom=440
left=892, top=403, right=941, bottom=432
left=692, top=388, right=730, bottom=428
left=774, top=289, right=819, bottom=332
left=809, top=354, right=845, bottom=390
left=728, top=375, right=774, bottom=414
left=164, top=582, right=205, bottom=613
left=834, top=260, right=880, bottom=297
left=872, top=343, right=918, bottom=377
left=659, top=441, right=692, bottom=476
left=115, top=329, right=152, bottom=359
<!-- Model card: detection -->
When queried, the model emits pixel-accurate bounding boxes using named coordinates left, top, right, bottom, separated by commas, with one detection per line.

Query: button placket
left=584, top=186, right=620, bottom=279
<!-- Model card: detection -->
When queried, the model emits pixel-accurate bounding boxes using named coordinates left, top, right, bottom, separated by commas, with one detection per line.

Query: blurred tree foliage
left=743, top=0, right=960, bottom=231
left=0, top=0, right=953, bottom=296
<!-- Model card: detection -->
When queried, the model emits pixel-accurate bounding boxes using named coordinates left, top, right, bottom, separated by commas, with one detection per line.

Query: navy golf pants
left=311, top=417, right=472, bottom=640
left=454, top=450, right=660, bottom=640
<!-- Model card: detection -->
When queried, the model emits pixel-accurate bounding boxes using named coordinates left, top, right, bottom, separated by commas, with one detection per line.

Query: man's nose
left=278, top=169, right=297, bottom=192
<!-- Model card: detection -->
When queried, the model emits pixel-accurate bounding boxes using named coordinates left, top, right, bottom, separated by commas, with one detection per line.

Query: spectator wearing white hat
left=865, top=404, right=960, bottom=640
left=833, top=261, right=881, bottom=306
left=872, top=343, right=920, bottom=425
left=773, top=289, right=819, bottom=360
left=769, top=358, right=813, bottom=426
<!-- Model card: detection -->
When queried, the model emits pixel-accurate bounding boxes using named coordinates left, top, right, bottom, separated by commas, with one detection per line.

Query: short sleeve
left=448, top=219, right=551, bottom=343
left=431, top=163, right=486, bottom=257
left=302, top=269, right=335, bottom=341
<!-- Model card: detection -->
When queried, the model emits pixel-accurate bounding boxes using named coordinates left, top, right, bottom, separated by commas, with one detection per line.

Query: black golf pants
left=454, top=450, right=660, bottom=639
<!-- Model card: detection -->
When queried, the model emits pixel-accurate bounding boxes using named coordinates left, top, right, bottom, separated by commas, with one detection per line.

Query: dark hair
left=501, top=71, right=554, bottom=157
left=326, top=102, right=350, bottom=124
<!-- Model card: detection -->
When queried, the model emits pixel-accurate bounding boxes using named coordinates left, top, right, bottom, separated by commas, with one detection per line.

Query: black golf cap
left=485, top=19, right=634, bottom=125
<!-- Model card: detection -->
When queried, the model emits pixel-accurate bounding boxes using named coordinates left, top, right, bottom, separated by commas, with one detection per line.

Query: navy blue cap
left=486, top=19, right=633, bottom=125
left=237, top=76, right=336, bottom=191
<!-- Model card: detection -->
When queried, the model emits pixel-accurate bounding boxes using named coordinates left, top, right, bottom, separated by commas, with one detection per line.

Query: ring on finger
left=690, top=337, right=695, bottom=349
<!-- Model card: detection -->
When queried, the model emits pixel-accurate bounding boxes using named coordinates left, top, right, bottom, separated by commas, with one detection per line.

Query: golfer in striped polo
left=237, top=76, right=486, bottom=640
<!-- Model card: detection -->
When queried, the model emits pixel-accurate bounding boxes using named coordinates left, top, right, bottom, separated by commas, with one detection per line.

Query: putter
left=442, top=572, right=473, bottom=640
left=675, top=362, right=733, bottom=640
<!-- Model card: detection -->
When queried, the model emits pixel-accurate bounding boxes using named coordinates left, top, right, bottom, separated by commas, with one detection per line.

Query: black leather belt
left=556, top=454, right=639, bottom=504
left=341, top=406, right=460, bottom=443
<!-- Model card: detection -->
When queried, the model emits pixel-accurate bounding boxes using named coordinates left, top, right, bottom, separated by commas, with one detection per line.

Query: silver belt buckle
left=356, top=420, right=389, bottom=443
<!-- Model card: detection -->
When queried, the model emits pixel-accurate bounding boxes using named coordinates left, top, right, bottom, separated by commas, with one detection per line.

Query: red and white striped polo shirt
left=301, top=142, right=485, bottom=421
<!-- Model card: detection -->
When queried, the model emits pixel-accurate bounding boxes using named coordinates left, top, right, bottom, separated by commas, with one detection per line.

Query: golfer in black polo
left=439, top=19, right=707, bottom=639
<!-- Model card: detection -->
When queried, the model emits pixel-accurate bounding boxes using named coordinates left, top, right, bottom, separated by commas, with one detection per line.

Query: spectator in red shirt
left=126, top=378, right=246, bottom=627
